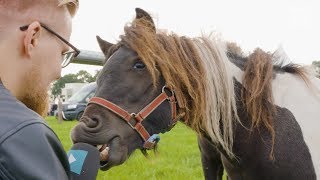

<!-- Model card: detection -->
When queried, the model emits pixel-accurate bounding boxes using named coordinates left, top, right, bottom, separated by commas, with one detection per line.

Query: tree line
left=312, top=60, right=320, bottom=78
left=51, top=70, right=101, bottom=100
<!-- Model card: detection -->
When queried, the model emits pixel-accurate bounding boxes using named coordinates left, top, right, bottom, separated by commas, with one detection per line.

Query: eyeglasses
left=20, top=23, right=80, bottom=68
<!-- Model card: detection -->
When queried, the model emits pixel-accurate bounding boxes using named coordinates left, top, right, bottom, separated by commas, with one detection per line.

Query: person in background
left=0, top=0, right=80, bottom=179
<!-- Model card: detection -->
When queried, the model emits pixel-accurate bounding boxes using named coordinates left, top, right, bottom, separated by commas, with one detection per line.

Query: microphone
left=67, top=143, right=100, bottom=180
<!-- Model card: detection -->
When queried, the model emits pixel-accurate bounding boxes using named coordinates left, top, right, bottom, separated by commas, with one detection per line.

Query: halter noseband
left=88, top=86, right=178, bottom=150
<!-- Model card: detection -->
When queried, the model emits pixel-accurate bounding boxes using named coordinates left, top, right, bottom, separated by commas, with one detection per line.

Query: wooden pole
left=57, top=95, right=63, bottom=124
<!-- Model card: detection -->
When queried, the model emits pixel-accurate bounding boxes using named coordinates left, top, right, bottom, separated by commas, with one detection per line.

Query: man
left=0, top=0, right=79, bottom=179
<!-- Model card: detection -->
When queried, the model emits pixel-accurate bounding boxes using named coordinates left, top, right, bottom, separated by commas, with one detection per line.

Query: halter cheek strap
left=88, top=86, right=178, bottom=150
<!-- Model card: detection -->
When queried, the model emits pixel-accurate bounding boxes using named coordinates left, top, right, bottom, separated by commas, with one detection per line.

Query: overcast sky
left=62, top=0, right=320, bottom=76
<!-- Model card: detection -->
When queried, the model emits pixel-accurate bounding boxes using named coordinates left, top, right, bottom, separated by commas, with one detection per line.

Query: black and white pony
left=71, top=8, right=320, bottom=179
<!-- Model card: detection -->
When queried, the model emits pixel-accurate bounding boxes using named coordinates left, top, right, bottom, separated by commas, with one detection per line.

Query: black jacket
left=0, top=83, right=70, bottom=180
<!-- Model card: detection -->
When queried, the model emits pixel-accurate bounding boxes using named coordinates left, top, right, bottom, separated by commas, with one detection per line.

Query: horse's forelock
left=121, top=19, right=205, bottom=123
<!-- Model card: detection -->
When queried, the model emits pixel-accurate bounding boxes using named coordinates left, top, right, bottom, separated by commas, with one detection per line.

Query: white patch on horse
left=227, top=61, right=243, bottom=82
left=272, top=73, right=320, bottom=178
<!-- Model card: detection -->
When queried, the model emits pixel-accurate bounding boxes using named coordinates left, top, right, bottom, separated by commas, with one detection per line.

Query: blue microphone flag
left=68, top=150, right=88, bottom=175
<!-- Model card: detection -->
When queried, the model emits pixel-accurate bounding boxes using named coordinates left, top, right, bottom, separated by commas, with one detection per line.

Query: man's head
left=0, top=0, right=79, bottom=117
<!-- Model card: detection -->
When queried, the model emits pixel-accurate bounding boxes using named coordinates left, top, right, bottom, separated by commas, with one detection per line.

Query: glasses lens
left=61, top=51, right=75, bottom=68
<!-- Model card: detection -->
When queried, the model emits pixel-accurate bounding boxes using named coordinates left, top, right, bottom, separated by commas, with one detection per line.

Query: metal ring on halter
left=125, top=113, right=137, bottom=129
left=162, top=86, right=174, bottom=99
left=161, top=86, right=167, bottom=93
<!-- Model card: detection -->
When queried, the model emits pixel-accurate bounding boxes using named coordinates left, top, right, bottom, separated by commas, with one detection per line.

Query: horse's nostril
left=81, top=116, right=101, bottom=129
left=87, top=117, right=100, bottom=128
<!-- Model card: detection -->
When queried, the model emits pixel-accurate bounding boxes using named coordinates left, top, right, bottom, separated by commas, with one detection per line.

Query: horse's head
left=71, top=8, right=180, bottom=170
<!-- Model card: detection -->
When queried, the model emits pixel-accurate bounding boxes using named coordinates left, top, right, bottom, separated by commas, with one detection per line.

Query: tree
left=51, top=70, right=101, bottom=100
left=93, top=69, right=102, bottom=81
left=76, top=70, right=95, bottom=83
left=312, top=61, right=320, bottom=68
left=51, top=73, right=82, bottom=100
left=312, top=61, right=320, bottom=78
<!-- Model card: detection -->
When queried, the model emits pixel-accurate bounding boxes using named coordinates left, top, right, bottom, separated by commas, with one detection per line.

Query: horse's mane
left=227, top=42, right=310, bottom=158
left=226, top=42, right=309, bottom=79
left=116, top=17, right=310, bottom=158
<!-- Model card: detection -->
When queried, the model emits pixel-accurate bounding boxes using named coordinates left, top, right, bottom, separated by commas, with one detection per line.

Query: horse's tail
left=242, top=48, right=276, bottom=159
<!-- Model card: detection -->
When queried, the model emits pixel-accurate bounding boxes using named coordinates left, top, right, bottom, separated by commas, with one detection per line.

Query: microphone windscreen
left=67, top=143, right=100, bottom=180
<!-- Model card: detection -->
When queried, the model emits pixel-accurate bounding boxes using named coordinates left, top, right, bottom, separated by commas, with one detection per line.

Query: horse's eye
left=133, top=62, right=145, bottom=69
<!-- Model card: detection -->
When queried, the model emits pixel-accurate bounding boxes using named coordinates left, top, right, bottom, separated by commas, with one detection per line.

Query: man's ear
left=23, top=21, right=42, bottom=57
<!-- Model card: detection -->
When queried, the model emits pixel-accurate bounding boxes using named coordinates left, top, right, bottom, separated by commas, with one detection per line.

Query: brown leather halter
left=88, top=86, right=178, bottom=150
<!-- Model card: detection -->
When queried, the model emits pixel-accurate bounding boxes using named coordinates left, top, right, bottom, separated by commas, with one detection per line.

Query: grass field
left=46, top=116, right=226, bottom=180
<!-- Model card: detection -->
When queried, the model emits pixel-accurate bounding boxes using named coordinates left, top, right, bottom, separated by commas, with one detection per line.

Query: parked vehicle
left=57, top=82, right=97, bottom=120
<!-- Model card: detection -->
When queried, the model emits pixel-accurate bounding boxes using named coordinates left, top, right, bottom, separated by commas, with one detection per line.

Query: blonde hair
left=58, top=0, right=79, bottom=17
left=0, top=0, right=79, bottom=17
left=0, top=0, right=78, bottom=42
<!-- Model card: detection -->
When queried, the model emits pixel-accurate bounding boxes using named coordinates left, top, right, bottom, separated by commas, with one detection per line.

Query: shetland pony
left=71, top=8, right=320, bottom=179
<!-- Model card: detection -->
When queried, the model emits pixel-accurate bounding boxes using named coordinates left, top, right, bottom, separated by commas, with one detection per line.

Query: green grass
left=46, top=116, right=226, bottom=180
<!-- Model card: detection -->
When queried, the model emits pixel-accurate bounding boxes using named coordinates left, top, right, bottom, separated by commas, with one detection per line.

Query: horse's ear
left=135, top=8, right=156, bottom=33
left=96, top=35, right=113, bottom=55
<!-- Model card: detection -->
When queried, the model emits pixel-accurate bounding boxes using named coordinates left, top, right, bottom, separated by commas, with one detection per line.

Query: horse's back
left=272, top=72, right=320, bottom=178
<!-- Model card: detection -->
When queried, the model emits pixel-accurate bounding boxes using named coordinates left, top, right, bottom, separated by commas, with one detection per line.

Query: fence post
left=57, top=95, right=63, bottom=124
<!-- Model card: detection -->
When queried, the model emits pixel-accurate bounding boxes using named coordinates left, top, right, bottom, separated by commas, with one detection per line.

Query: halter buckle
left=162, top=86, right=175, bottom=100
